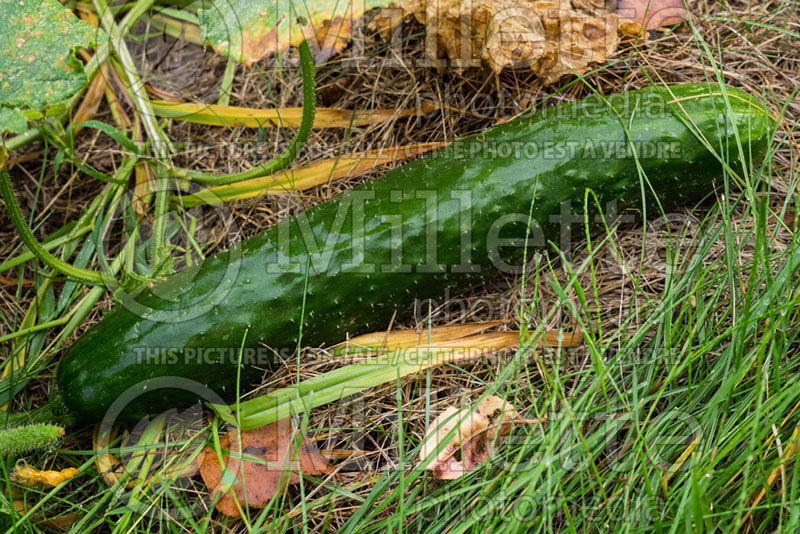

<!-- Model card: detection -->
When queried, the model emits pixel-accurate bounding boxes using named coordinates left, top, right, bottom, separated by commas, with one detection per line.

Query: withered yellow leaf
left=176, top=141, right=449, bottom=206
left=150, top=100, right=437, bottom=129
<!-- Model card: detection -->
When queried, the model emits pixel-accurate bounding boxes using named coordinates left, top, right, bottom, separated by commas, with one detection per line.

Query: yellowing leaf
left=313, top=16, right=353, bottom=63
left=176, top=141, right=449, bottom=206
left=335, top=321, right=504, bottom=355
left=337, top=323, right=583, bottom=356
left=151, top=100, right=436, bottom=129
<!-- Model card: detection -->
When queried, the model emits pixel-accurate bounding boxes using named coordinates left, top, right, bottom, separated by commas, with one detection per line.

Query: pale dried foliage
left=371, top=0, right=642, bottom=83
left=418, top=395, right=528, bottom=480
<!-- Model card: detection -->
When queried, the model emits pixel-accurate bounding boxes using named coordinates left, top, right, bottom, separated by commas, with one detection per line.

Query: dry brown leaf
left=419, top=395, right=539, bottom=480
left=371, top=0, right=637, bottom=84
left=198, top=419, right=332, bottom=517
left=616, top=0, right=686, bottom=30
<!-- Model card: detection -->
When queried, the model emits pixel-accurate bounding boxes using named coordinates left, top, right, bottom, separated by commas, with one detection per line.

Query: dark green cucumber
left=57, top=84, right=772, bottom=422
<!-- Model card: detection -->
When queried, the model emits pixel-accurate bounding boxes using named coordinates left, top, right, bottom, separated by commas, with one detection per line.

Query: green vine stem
left=94, top=0, right=174, bottom=270
left=0, top=166, right=107, bottom=286
left=0, top=222, right=94, bottom=274
left=94, top=0, right=167, bottom=158
left=175, top=39, right=317, bottom=186
left=149, top=171, right=172, bottom=275
left=218, top=56, right=237, bottom=106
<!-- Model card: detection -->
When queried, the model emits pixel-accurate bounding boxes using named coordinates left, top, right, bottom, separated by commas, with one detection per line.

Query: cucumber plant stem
left=218, top=56, right=237, bottom=106
left=175, top=39, right=317, bottom=185
left=0, top=317, right=71, bottom=345
left=0, top=224, right=94, bottom=274
left=0, top=167, right=106, bottom=286
left=94, top=0, right=165, bottom=156
left=95, top=0, right=174, bottom=270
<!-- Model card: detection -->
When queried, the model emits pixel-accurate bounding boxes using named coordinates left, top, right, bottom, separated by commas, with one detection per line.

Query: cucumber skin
left=57, top=84, right=772, bottom=422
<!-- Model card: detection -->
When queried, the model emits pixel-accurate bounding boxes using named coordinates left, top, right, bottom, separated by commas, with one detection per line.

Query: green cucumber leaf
left=0, top=0, right=107, bottom=134
left=0, top=108, right=27, bottom=134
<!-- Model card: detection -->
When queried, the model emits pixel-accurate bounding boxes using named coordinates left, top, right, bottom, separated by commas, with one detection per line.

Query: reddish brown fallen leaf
left=419, top=396, right=543, bottom=480
left=616, top=0, right=687, bottom=30
left=199, top=419, right=332, bottom=517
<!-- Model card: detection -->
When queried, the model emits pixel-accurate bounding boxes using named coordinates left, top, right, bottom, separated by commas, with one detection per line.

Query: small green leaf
left=0, top=0, right=106, bottom=133
left=0, top=108, right=27, bottom=134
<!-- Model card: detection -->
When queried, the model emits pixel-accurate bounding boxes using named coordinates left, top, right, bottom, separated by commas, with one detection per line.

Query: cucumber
left=57, top=84, right=772, bottom=422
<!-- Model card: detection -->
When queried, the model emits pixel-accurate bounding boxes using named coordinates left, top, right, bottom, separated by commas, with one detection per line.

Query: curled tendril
left=176, top=40, right=317, bottom=185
